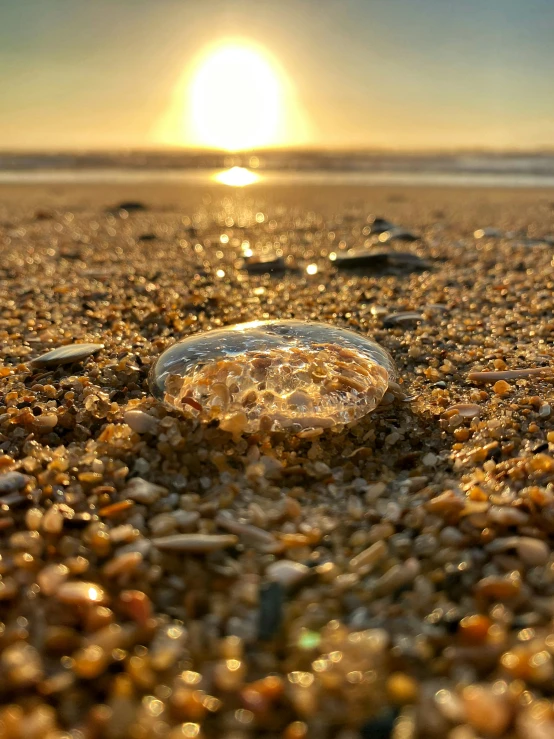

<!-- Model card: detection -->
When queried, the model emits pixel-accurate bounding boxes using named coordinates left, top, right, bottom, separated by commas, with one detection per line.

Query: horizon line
left=2, top=146, right=554, bottom=157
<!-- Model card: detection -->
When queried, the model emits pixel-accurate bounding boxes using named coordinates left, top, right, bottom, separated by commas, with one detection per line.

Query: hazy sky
left=1, top=0, right=553, bottom=151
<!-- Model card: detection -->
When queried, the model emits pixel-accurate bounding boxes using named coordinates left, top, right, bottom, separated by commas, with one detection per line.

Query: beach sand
left=1, top=182, right=554, bottom=737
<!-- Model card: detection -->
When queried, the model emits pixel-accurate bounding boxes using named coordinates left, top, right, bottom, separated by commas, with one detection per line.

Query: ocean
left=1, top=151, right=554, bottom=187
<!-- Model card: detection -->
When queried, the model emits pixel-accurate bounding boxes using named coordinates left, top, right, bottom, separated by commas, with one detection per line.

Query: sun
left=189, top=42, right=284, bottom=151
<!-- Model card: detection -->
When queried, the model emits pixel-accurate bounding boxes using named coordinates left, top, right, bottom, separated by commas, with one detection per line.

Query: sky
left=1, top=0, right=553, bottom=151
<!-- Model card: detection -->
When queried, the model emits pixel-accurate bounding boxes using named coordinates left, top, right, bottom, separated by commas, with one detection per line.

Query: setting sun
left=189, top=42, right=284, bottom=151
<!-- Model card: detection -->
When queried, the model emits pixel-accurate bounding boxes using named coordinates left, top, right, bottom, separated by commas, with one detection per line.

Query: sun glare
left=190, top=43, right=283, bottom=151
left=213, top=166, right=260, bottom=186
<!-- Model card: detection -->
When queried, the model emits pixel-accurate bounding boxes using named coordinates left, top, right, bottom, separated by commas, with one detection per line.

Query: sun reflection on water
left=213, top=166, right=260, bottom=186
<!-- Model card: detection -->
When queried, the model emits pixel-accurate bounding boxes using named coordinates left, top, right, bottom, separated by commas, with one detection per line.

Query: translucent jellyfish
left=149, top=320, right=397, bottom=435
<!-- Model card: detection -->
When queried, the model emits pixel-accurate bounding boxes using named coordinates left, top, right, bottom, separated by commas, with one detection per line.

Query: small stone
left=383, top=311, right=425, bottom=326
left=56, top=581, right=108, bottom=605
left=349, top=540, right=387, bottom=574
left=118, top=590, right=152, bottom=626
left=244, top=255, right=287, bottom=274
left=488, top=505, right=529, bottom=526
left=219, top=411, right=249, bottom=440
left=216, top=513, right=277, bottom=548
left=374, top=558, right=420, bottom=596
left=151, top=533, right=238, bottom=553
left=474, top=227, right=502, bottom=239
left=266, top=560, right=310, bottom=588
left=335, top=249, right=427, bottom=273
left=0, top=577, right=18, bottom=600
left=123, top=477, right=168, bottom=504
left=493, top=379, right=511, bottom=396
left=1, top=643, right=43, bottom=686
left=30, top=343, right=104, bottom=368
left=425, top=490, right=465, bottom=520
left=102, top=551, right=143, bottom=578
left=367, top=215, right=396, bottom=234
left=34, top=412, right=58, bottom=430
left=422, top=452, right=438, bottom=466
left=37, top=563, right=69, bottom=596
left=258, top=582, right=284, bottom=640
left=150, top=624, right=188, bottom=671
left=213, top=658, right=247, bottom=690
left=468, top=367, right=553, bottom=383
left=124, top=410, right=158, bottom=434
left=386, top=673, right=419, bottom=704
left=73, top=644, right=108, bottom=679
left=42, top=505, right=64, bottom=535
left=515, top=537, right=550, bottom=566
left=115, top=201, right=147, bottom=212
left=475, top=574, right=521, bottom=600
left=444, top=403, right=481, bottom=419
left=379, top=228, right=420, bottom=243
left=360, top=708, right=399, bottom=739
left=458, top=614, right=492, bottom=644
left=462, top=684, right=511, bottom=737
left=0, top=471, right=29, bottom=494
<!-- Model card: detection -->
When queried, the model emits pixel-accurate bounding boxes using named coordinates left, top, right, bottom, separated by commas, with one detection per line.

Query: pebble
left=0, top=471, right=29, bottom=494
left=493, top=379, right=511, bottom=396
left=462, top=685, right=511, bottom=737
left=30, top=342, right=104, bottom=368
left=37, top=563, right=69, bottom=596
left=349, top=540, right=388, bottom=574
left=475, top=574, right=521, bottom=600
left=258, top=582, right=284, bottom=640
left=379, top=228, right=419, bottom=243
left=1, top=642, right=43, bottom=686
left=151, top=533, right=238, bottom=552
left=216, top=513, right=278, bottom=548
left=266, top=560, right=310, bottom=587
left=124, top=409, right=158, bottom=434
left=367, top=215, right=396, bottom=234
left=124, top=477, right=168, bottom=504
left=335, top=250, right=427, bottom=272
left=374, top=558, right=420, bottom=596
left=118, top=590, right=152, bottom=626
left=244, top=255, right=287, bottom=274
left=383, top=311, right=425, bottom=326
left=115, top=201, right=147, bottom=212
left=360, top=708, right=399, bottom=739
left=56, top=581, right=108, bottom=605
left=474, top=227, right=502, bottom=238
left=103, top=551, right=143, bottom=578
left=468, top=367, right=553, bottom=382
left=42, top=505, right=64, bottom=535
left=422, top=452, right=438, bottom=466
left=0, top=577, right=18, bottom=600
left=514, top=537, right=550, bottom=566
left=444, top=403, right=481, bottom=419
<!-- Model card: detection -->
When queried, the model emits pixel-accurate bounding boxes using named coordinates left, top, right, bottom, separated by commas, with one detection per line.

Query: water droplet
left=149, top=321, right=396, bottom=434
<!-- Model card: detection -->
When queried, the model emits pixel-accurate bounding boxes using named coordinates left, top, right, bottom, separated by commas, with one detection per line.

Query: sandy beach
left=1, top=181, right=554, bottom=738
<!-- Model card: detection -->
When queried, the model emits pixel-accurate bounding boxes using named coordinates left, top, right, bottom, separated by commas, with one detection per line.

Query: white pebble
left=124, top=477, right=167, bottom=504
left=124, top=409, right=158, bottom=434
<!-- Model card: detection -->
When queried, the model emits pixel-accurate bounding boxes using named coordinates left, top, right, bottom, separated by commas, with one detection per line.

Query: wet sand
left=1, top=182, right=554, bottom=738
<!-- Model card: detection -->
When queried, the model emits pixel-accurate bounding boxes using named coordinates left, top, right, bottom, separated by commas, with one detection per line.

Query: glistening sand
left=1, top=182, right=554, bottom=738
